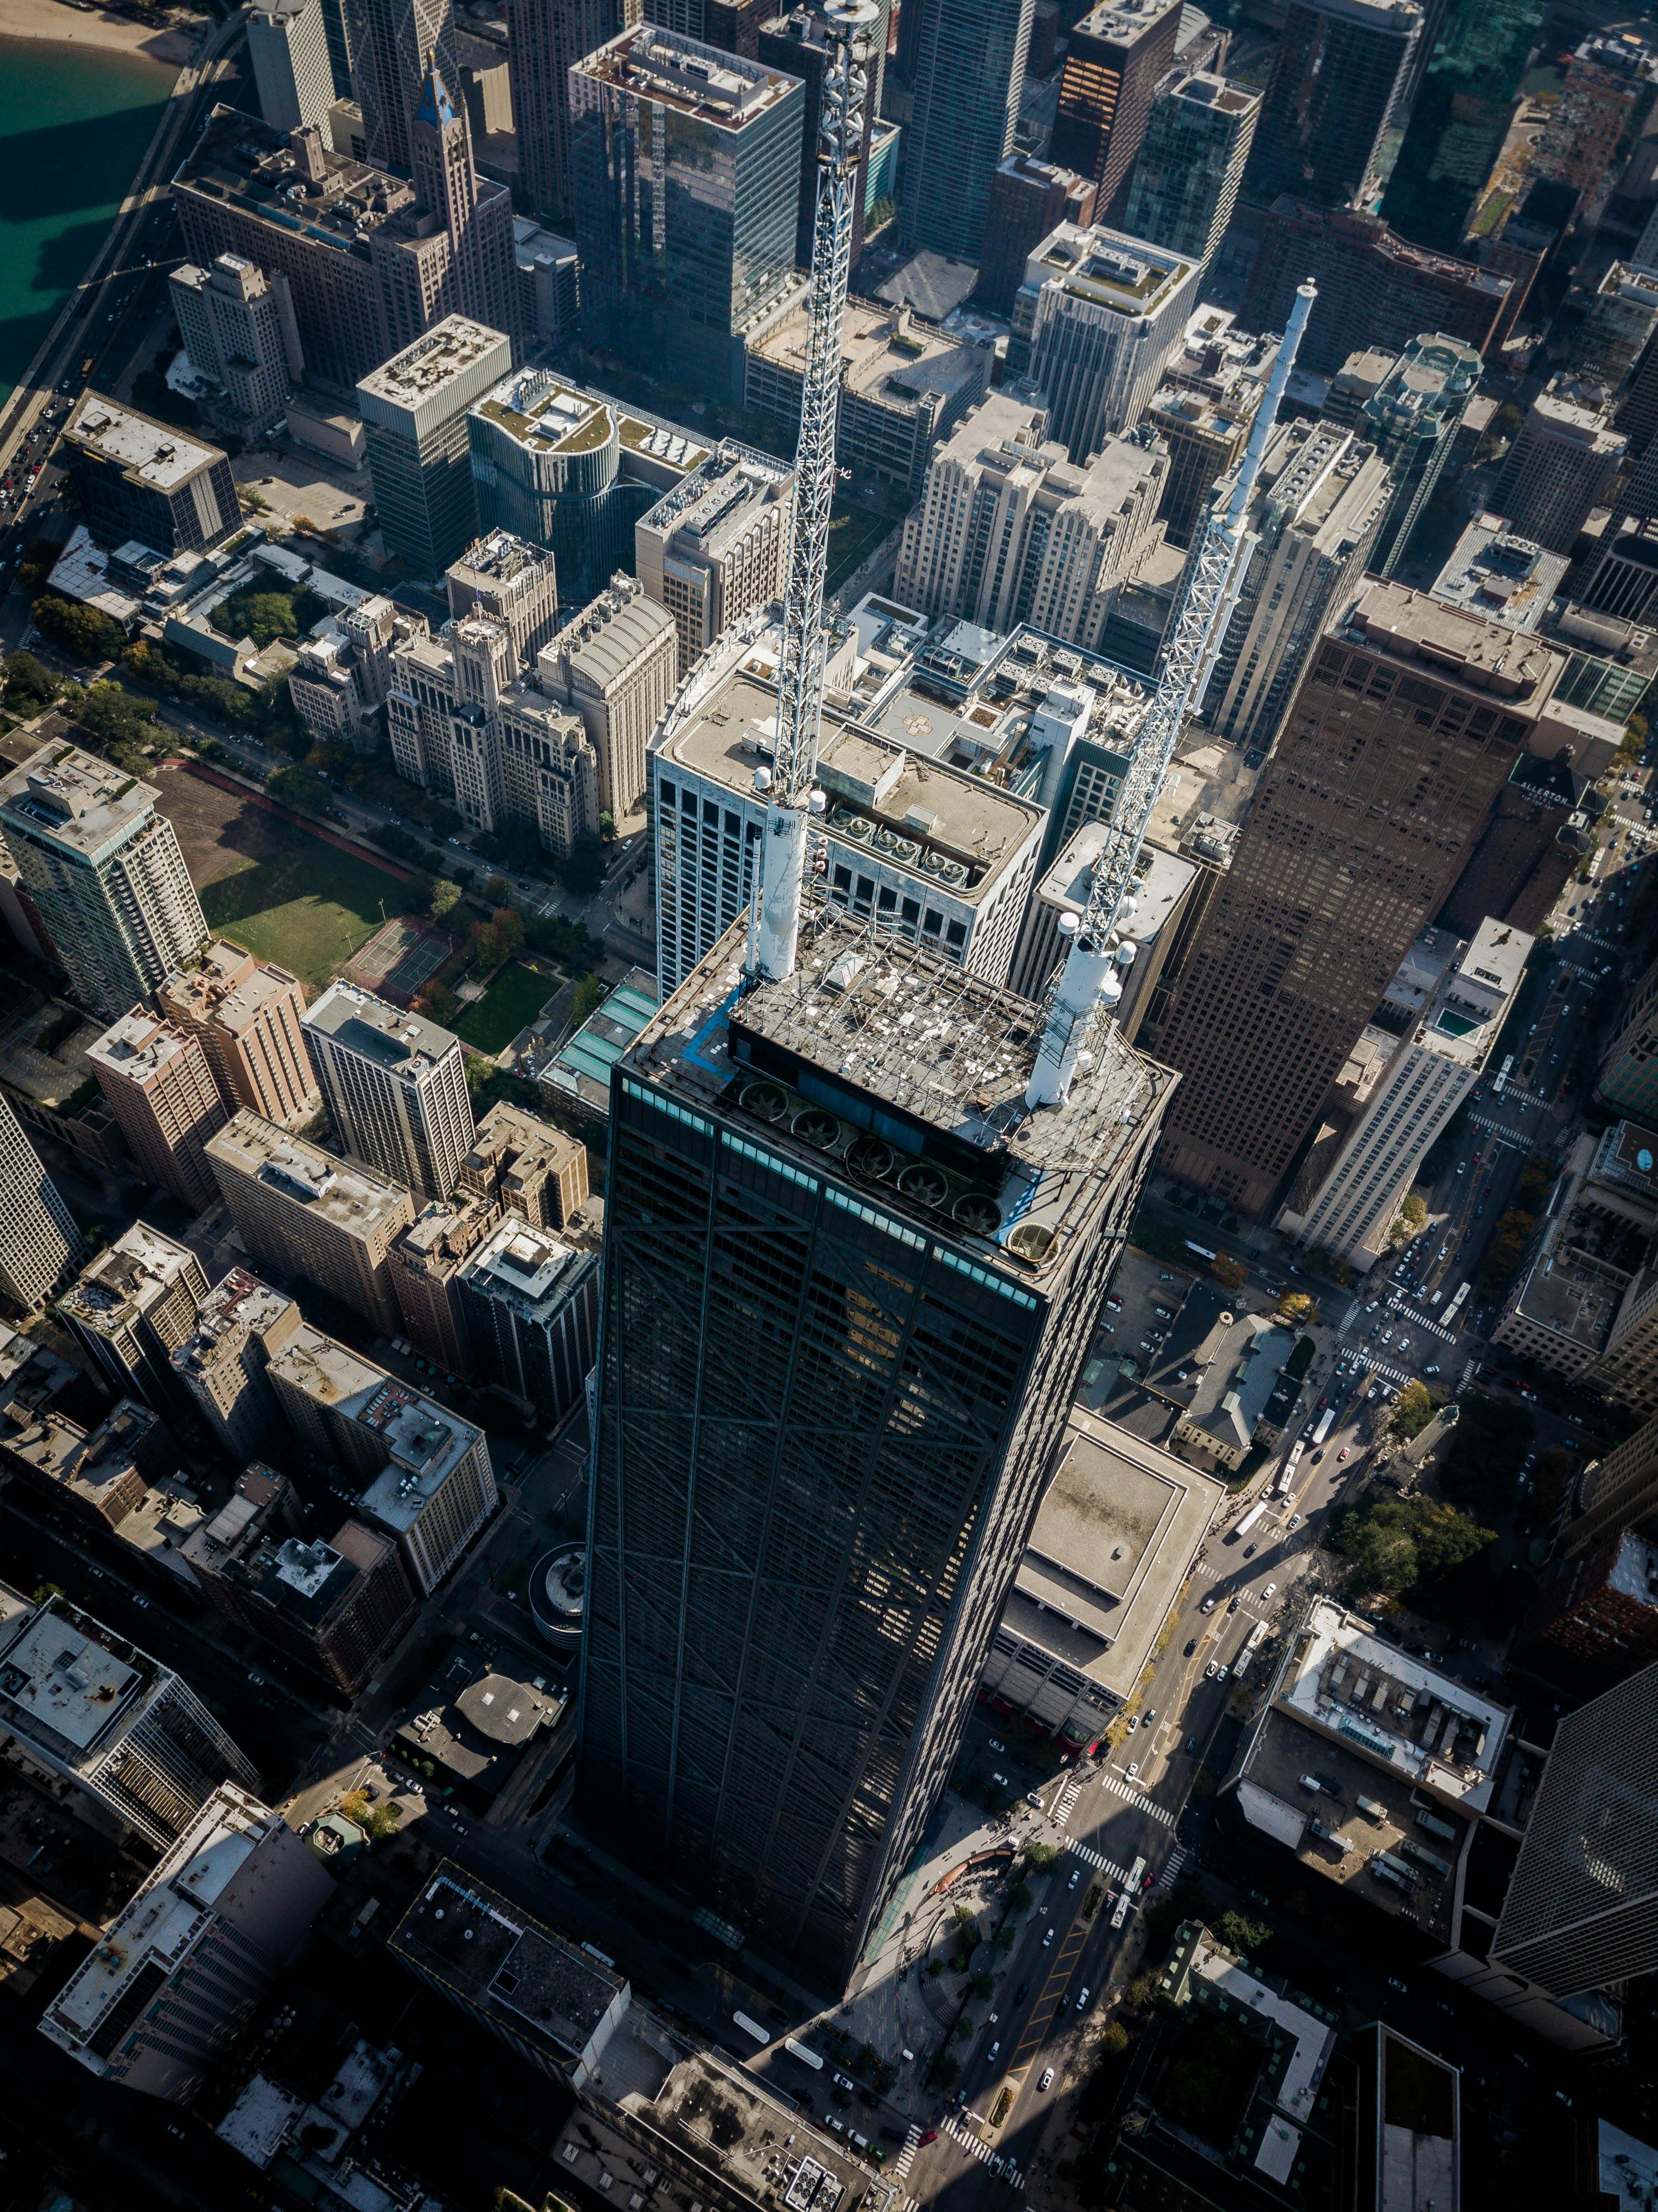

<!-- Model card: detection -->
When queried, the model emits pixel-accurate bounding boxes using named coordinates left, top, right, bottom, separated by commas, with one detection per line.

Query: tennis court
left=349, top=915, right=452, bottom=1005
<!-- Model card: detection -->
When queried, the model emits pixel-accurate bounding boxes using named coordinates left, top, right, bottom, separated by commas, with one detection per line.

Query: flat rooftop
left=65, top=392, right=220, bottom=491
left=207, top=1110, right=413, bottom=1231
left=0, top=743, right=159, bottom=859
left=62, top=1222, right=197, bottom=1336
left=1003, top=1409, right=1221, bottom=1705
left=174, top=104, right=413, bottom=264
left=161, top=940, right=303, bottom=1040
left=391, top=1867, right=625, bottom=2059
left=626, top=904, right=1170, bottom=1289
left=1338, top=580, right=1570, bottom=707
left=1276, top=1599, right=1512, bottom=1813
left=172, top=1267, right=295, bottom=1379
left=1027, top=221, right=1194, bottom=316
left=304, top=981, right=459, bottom=1074
left=659, top=664, right=1045, bottom=904
left=86, top=1008, right=197, bottom=1088
left=1234, top=1704, right=1467, bottom=1945
left=44, top=1787, right=273, bottom=2044
left=752, top=297, right=987, bottom=409
left=1430, top=516, right=1568, bottom=636
left=458, top=1214, right=590, bottom=1315
left=472, top=362, right=709, bottom=470
left=575, top=23, right=801, bottom=127
left=358, top=318, right=508, bottom=408
left=267, top=1324, right=483, bottom=1529
left=0, top=1602, right=148, bottom=1753
left=1034, top=823, right=1195, bottom=943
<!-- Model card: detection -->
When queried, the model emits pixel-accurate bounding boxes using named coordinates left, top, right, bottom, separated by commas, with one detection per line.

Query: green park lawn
left=199, top=839, right=406, bottom=992
left=453, top=962, right=554, bottom=1054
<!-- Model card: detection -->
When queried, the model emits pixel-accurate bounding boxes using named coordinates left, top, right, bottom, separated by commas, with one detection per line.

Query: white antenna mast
left=1025, top=279, right=1318, bottom=1109
left=747, top=0, right=879, bottom=985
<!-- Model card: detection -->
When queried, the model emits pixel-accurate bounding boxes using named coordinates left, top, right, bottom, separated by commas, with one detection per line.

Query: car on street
left=1125, top=1763, right=1139, bottom=1780
left=1262, top=1583, right=1277, bottom=1599
left=1026, top=1791, right=1045, bottom=1808
left=1043, top=1928, right=1055, bottom=1947
left=1338, top=1446, right=1350, bottom=1461
left=1200, top=1596, right=1216, bottom=1613
left=1076, top=1989, right=1091, bottom=2011
left=920, top=2130, right=938, bottom=2146
left=1184, top=1638, right=1197, bottom=1655
left=1039, top=2069, right=1055, bottom=2092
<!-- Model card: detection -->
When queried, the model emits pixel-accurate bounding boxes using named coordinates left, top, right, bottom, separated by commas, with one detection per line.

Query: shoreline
left=0, top=0, right=198, bottom=64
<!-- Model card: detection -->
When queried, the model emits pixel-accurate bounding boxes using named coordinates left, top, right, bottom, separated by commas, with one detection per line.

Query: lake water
left=0, top=35, right=178, bottom=407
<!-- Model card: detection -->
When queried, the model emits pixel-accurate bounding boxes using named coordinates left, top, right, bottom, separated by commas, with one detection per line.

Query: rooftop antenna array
left=1026, top=279, right=1318, bottom=1109
left=746, top=0, right=881, bottom=985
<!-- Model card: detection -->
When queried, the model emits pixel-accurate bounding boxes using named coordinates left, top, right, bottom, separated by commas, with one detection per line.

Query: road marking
left=941, top=2113, right=1022, bottom=2188
left=1098, top=1770, right=1176, bottom=1827
left=891, top=2127, right=921, bottom=2180
left=1154, top=1844, right=1190, bottom=1891
left=1068, top=1842, right=1128, bottom=1880
left=1052, top=1778, right=1083, bottom=1828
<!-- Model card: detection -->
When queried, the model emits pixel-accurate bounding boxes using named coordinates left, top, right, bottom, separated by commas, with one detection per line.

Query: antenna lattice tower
left=747, top=0, right=879, bottom=985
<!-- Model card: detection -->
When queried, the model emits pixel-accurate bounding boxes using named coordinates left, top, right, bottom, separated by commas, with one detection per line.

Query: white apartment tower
left=650, top=629, right=1046, bottom=997
left=0, top=1091, right=86, bottom=1312
left=1280, top=920, right=1532, bottom=1264
left=303, top=983, right=475, bottom=1197
left=247, top=0, right=337, bottom=132
left=1021, top=222, right=1200, bottom=464
left=894, top=392, right=1168, bottom=651
left=0, top=1593, right=259, bottom=1852
left=40, top=1785, right=332, bottom=2100
left=536, top=576, right=679, bottom=819
left=1202, top=418, right=1393, bottom=754
left=0, top=745, right=208, bottom=1023
left=169, top=256, right=304, bottom=437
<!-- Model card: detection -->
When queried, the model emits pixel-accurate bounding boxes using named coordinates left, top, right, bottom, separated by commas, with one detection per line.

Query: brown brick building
left=1156, top=582, right=1600, bottom=1216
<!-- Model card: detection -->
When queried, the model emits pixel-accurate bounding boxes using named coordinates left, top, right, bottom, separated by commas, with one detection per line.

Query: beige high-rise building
left=387, top=1187, right=501, bottom=1373
left=302, top=984, right=475, bottom=1199
left=894, top=392, right=1168, bottom=650
left=1495, top=377, right=1626, bottom=555
left=87, top=1010, right=229, bottom=1211
left=536, top=576, right=679, bottom=819
left=0, top=745, right=208, bottom=1023
left=158, top=940, right=319, bottom=1130
left=60, top=1223, right=208, bottom=1419
left=204, top=1112, right=416, bottom=1335
left=266, top=1322, right=497, bottom=1591
left=457, top=1098, right=589, bottom=1229
left=634, top=442, right=794, bottom=678
left=170, top=1269, right=303, bottom=1463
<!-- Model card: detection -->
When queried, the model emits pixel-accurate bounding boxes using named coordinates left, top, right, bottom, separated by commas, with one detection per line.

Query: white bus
left=784, top=2037, right=823, bottom=2070
left=1492, top=1053, right=1514, bottom=1098
left=1311, top=1408, right=1335, bottom=1447
left=1230, top=1620, right=1271, bottom=1682
left=1273, top=1441, right=1304, bottom=1497
left=734, top=2013, right=770, bottom=2045
left=1231, top=1498, right=1270, bottom=1543
left=1442, top=1279, right=1472, bottom=1324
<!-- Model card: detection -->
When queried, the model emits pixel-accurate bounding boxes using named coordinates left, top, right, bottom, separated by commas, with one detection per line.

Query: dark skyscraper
left=1049, top=0, right=1182, bottom=219
left=579, top=908, right=1173, bottom=1986
left=1381, top=0, right=1547, bottom=249
left=346, top=0, right=461, bottom=172
left=508, top=0, right=636, bottom=223
left=899, top=0, right=1033, bottom=261
left=570, top=23, right=804, bottom=400
left=1246, top=0, right=1421, bottom=212
left=1157, top=581, right=1585, bottom=1217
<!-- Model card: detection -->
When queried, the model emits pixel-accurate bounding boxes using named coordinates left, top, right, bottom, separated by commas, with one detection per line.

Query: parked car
left=1038, top=2068, right=1055, bottom=2092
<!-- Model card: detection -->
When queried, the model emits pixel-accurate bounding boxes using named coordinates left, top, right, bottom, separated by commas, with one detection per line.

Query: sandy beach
left=0, top=0, right=199, bottom=64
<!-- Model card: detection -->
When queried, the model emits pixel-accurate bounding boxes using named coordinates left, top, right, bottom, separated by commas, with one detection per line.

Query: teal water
left=0, top=35, right=178, bottom=407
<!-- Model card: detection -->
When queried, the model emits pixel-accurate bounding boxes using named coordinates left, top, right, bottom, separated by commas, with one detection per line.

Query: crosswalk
left=1099, top=1770, right=1177, bottom=1827
left=1362, top=1358, right=1415, bottom=1387
left=941, top=2112, right=1022, bottom=2189
left=890, top=2127, right=921, bottom=2181
left=1068, top=1841, right=1129, bottom=1881
left=1153, top=1844, right=1190, bottom=1892
left=1051, top=1777, right=1083, bottom=1829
